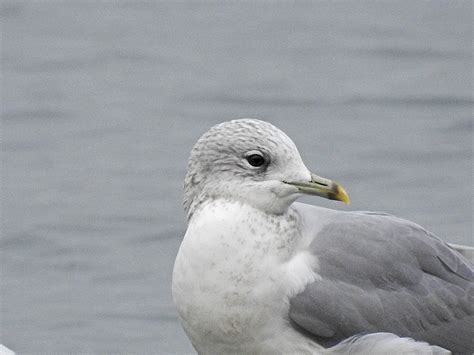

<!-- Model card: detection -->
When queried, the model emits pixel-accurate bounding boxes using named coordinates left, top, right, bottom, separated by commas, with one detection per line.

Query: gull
left=172, top=119, right=473, bottom=354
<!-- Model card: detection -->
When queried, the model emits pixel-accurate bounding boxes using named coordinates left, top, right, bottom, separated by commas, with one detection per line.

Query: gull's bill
left=284, top=173, right=350, bottom=205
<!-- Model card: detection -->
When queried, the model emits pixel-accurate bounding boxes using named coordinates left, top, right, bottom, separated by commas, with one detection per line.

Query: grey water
left=1, top=1, right=472, bottom=354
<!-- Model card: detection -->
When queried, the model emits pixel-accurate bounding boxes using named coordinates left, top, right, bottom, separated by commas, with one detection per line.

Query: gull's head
left=183, top=119, right=349, bottom=220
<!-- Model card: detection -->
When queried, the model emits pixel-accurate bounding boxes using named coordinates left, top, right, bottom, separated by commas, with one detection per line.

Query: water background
left=1, top=2, right=472, bottom=354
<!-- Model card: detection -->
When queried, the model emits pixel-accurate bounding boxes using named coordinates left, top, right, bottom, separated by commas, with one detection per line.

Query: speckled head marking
left=183, top=119, right=310, bottom=220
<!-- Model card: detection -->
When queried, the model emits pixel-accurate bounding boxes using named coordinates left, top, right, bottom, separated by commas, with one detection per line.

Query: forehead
left=203, top=119, right=296, bottom=153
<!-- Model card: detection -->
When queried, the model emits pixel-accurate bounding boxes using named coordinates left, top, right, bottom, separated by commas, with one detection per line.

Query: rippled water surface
left=1, top=2, right=472, bottom=354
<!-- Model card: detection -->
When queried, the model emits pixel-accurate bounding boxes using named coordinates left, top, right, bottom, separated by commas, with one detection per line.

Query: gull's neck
left=190, top=198, right=302, bottom=259
left=185, top=181, right=301, bottom=223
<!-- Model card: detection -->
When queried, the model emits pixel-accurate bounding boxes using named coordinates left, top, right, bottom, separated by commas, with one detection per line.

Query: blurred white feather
left=0, top=345, right=15, bottom=355
left=325, top=333, right=450, bottom=354
left=449, top=243, right=474, bottom=263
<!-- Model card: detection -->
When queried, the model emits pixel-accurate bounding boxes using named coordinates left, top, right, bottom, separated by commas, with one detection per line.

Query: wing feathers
left=289, top=206, right=474, bottom=354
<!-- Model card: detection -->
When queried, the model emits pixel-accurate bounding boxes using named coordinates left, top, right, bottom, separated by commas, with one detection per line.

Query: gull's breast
left=172, top=199, right=322, bottom=354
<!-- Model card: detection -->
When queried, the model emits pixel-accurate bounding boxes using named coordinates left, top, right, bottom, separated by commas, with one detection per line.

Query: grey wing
left=289, top=206, right=474, bottom=354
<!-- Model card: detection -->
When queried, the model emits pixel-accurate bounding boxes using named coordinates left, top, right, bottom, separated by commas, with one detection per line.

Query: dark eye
left=246, top=154, right=265, bottom=167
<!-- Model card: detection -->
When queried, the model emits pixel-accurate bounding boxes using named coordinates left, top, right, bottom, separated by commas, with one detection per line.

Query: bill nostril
left=311, top=180, right=328, bottom=187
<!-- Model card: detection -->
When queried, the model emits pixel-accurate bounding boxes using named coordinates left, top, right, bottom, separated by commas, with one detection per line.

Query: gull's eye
left=245, top=152, right=266, bottom=167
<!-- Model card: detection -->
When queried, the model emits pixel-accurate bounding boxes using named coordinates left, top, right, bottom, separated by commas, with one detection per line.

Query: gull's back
left=289, top=202, right=474, bottom=354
